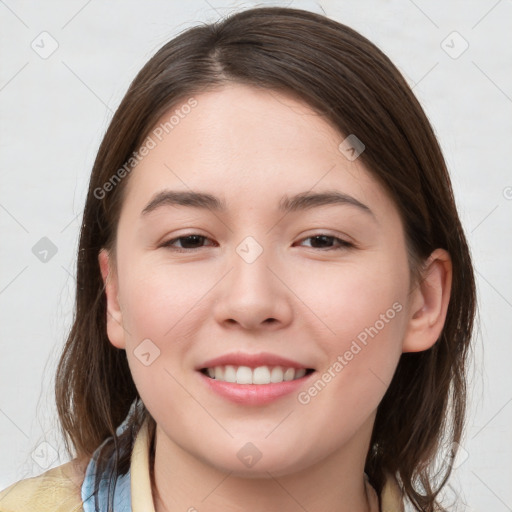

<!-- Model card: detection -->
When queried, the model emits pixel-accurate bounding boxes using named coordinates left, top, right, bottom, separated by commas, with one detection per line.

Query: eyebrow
left=141, top=189, right=375, bottom=219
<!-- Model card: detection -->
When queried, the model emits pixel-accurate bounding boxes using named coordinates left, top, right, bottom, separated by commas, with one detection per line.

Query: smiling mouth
left=200, top=365, right=315, bottom=385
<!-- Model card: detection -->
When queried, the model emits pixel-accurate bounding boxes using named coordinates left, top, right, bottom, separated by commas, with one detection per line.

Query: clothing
left=0, top=417, right=404, bottom=511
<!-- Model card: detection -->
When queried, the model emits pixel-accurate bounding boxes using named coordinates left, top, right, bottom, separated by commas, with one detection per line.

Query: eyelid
left=296, top=233, right=354, bottom=250
left=159, top=231, right=355, bottom=252
left=160, top=233, right=216, bottom=251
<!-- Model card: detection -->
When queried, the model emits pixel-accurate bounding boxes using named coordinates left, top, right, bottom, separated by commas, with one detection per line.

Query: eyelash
left=160, top=234, right=353, bottom=252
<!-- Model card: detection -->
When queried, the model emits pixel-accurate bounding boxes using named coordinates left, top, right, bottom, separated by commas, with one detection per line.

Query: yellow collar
left=130, top=418, right=156, bottom=511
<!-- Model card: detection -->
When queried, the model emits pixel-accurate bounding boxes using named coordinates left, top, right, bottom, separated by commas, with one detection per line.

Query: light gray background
left=1, top=1, right=511, bottom=510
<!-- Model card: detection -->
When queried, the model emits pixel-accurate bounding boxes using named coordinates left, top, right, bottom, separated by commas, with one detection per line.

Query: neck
left=150, top=418, right=376, bottom=512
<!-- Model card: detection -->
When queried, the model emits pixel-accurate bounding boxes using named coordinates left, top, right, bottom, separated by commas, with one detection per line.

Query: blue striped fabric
left=81, top=401, right=139, bottom=511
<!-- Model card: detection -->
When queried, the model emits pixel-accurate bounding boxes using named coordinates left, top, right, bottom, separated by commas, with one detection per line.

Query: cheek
left=292, top=258, right=406, bottom=410
left=117, top=260, right=213, bottom=401
left=118, top=260, right=208, bottom=341
left=291, top=255, right=407, bottom=343
left=118, top=265, right=199, bottom=415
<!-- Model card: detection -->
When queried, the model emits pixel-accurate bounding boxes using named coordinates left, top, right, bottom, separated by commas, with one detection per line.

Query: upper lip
left=197, top=351, right=314, bottom=370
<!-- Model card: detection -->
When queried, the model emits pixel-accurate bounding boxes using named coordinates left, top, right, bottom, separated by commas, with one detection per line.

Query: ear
left=98, top=248, right=126, bottom=350
left=402, top=248, right=453, bottom=353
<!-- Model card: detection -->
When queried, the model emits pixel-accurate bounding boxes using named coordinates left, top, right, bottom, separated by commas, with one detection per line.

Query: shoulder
left=0, top=458, right=87, bottom=512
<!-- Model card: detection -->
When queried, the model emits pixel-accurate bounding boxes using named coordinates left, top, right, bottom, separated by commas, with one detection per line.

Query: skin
left=99, top=83, right=452, bottom=512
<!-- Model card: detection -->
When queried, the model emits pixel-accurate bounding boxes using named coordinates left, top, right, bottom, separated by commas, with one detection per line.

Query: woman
left=0, top=6, right=476, bottom=511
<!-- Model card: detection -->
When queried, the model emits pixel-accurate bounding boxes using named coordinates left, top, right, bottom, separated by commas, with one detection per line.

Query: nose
left=212, top=241, right=293, bottom=331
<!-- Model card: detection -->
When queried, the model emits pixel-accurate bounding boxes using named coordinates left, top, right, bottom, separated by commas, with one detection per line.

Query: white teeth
left=283, top=368, right=295, bottom=381
left=214, top=366, right=224, bottom=381
left=224, top=365, right=237, bottom=383
left=203, top=365, right=310, bottom=384
left=253, top=366, right=271, bottom=384
left=236, top=366, right=253, bottom=384
left=295, top=368, right=306, bottom=379
left=270, top=366, right=284, bottom=383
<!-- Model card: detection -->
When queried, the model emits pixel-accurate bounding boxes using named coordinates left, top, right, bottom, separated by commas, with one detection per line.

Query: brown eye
left=297, top=234, right=353, bottom=250
left=161, top=234, right=215, bottom=251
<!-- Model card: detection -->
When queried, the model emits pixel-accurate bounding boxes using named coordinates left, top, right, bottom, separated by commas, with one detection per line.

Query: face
left=100, top=83, right=438, bottom=477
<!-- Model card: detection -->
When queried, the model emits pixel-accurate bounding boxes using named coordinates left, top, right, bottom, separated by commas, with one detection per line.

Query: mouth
left=199, top=365, right=316, bottom=385
left=197, top=357, right=317, bottom=405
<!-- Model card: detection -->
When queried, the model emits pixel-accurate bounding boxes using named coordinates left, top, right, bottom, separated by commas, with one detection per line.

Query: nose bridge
left=235, top=235, right=266, bottom=266
left=213, top=233, right=293, bottom=330
left=230, top=234, right=278, bottom=300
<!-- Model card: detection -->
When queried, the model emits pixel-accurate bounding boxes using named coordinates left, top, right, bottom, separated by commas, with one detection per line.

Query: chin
left=202, top=447, right=311, bottom=479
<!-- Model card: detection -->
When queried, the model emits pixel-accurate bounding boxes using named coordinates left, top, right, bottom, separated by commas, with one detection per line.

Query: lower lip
left=198, top=371, right=315, bottom=406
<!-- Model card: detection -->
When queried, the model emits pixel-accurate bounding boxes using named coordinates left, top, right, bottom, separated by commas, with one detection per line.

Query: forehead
left=121, top=83, right=396, bottom=222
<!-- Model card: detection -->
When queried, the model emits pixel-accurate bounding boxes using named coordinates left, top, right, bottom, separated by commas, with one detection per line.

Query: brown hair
left=55, top=6, right=476, bottom=511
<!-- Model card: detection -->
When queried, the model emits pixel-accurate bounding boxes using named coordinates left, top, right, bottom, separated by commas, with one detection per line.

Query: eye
left=296, top=234, right=353, bottom=250
left=160, top=233, right=353, bottom=252
left=160, top=234, right=216, bottom=252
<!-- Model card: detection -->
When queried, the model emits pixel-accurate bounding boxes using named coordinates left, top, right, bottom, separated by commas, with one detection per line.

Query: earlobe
left=402, top=248, right=453, bottom=353
left=98, top=249, right=126, bottom=350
